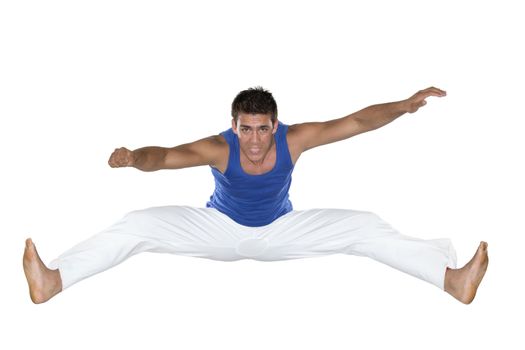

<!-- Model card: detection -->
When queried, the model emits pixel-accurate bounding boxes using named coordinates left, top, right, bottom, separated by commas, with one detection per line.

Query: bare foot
left=445, top=241, right=489, bottom=304
left=23, top=238, right=62, bottom=304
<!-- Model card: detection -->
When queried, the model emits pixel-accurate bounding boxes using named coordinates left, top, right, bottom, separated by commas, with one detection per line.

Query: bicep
left=164, top=135, right=225, bottom=170
left=290, top=116, right=367, bottom=153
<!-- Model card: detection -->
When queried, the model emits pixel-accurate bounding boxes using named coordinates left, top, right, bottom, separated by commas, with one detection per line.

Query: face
left=232, top=113, right=278, bottom=163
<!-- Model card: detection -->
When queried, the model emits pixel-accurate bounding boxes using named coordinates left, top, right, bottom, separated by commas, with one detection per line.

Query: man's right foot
left=23, top=238, right=62, bottom=304
left=445, top=241, right=489, bottom=304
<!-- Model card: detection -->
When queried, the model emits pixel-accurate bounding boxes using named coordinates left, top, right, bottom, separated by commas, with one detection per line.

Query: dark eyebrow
left=239, top=125, right=270, bottom=129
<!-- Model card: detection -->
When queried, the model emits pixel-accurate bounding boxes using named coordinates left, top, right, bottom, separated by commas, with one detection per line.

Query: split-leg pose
left=23, top=86, right=488, bottom=304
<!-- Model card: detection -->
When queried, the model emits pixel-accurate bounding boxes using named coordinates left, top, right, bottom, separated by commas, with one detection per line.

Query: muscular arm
left=108, top=135, right=227, bottom=172
left=131, top=146, right=167, bottom=172
left=162, top=135, right=227, bottom=171
left=288, top=87, right=446, bottom=156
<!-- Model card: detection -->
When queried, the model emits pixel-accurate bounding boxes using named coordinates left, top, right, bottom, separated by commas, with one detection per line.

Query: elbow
left=352, top=117, right=375, bottom=134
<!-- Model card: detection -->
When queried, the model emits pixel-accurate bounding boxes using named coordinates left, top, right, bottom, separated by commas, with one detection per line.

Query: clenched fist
left=108, top=147, right=135, bottom=168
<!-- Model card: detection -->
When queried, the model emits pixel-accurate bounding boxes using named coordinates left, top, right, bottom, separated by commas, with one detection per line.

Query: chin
left=247, top=154, right=263, bottom=162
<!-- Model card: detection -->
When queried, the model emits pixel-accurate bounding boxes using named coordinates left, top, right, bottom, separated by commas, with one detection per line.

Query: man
left=23, top=86, right=488, bottom=304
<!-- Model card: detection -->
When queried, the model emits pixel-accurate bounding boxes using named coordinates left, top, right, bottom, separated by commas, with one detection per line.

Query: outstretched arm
left=288, top=87, right=446, bottom=153
left=108, top=135, right=227, bottom=172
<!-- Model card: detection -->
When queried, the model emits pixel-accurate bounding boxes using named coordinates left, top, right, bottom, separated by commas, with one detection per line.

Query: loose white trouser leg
left=254, top=209, right=457, bottom=290
left=49, top=206, right=457, bottom=291
left=49, top=206, right=246, bottom=289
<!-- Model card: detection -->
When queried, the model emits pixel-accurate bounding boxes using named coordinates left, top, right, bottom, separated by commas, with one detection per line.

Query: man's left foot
left=445, top=241, right=489, bottom=304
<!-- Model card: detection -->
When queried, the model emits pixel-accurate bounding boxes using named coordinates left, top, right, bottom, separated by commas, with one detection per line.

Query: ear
left=272, top=119, right=278, bottom=134
left=231, top=118, right=238, bottom=134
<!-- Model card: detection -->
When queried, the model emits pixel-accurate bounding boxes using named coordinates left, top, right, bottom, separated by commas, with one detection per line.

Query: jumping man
left=23, top=86, right=489, bottom=304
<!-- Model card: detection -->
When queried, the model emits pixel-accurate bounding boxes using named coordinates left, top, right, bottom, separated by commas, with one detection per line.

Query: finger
left=109, top=148, right=123, bottom=167
left=111, top=151, right=124, bottom=167
left=122, top=153, right=130, bottom=166
left=422, top=86, right=446, bottom=97
left=422, top=86, right=444, bottom=92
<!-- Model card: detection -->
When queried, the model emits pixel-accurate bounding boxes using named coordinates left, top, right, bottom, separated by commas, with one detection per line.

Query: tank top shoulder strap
left=219, top=127, right=238, bottom=176
left=275, top=122, right=293, bottom=168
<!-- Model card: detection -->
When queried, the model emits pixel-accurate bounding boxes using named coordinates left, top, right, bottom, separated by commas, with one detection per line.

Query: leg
left=444, top=241, right=488, bottom=304
left=256, top=209, right=458, bottom=293
left=23, top=206, right=244, bottom=303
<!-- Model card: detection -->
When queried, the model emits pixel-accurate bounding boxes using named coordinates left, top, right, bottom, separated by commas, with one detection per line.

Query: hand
left=108, top=147, right=135, bottom=168
left=404, top=86, right=446, bottom=113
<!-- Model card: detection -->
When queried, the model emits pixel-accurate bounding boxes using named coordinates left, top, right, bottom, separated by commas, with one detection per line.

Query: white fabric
left=49, top=206, right=457, bottom=290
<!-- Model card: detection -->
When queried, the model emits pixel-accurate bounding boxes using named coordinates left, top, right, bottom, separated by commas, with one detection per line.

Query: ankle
left=444, top=266, right=463, bottom=294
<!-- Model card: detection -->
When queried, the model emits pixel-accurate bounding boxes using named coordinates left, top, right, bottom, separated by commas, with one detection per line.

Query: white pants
left=49, top=206, right=457, bottom=290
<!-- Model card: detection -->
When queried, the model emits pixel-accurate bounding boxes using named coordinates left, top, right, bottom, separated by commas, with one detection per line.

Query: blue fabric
left=206, top=122, right=294, bottom=227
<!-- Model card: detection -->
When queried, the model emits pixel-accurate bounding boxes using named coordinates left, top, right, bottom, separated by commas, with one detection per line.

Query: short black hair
left=231, top=86, right=278, bottom=124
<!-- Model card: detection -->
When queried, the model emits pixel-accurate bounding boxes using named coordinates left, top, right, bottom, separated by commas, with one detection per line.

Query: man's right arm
left=108, top=135, right=227, bottom=172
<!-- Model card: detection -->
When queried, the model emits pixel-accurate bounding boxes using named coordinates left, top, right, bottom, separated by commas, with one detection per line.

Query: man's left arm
left=288, top=86, right=446, bottom=154
left=352, top=86, right=447, bottom=131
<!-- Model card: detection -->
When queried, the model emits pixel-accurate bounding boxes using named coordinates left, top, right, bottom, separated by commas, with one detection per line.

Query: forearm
left=353, top=100, right=408, bottom=131
left=132, top=146, right=167, bottom=172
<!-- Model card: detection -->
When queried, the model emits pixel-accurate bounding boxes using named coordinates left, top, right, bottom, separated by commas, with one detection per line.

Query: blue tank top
left=206, top=122, right=294, bottom=227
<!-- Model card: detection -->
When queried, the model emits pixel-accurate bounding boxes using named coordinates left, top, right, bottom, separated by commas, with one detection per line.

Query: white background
left=1, top=0, right=523, bottom=349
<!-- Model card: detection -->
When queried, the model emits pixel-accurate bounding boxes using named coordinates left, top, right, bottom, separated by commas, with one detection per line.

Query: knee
left=125, top=208, right=149, bottom=219
left=122, top=207, right=160, bottom=227
left=349, top=210, right=385, bottom=227
left=361, top=211, right=382, bottom=221
left=123, top=206, right=188, bottom=227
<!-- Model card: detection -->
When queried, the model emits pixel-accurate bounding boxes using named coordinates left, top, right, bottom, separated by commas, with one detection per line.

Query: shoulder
left=200, top=134, right=228, bottom=159
left=285, top=122, right=317, bottom=164
left=206, top=134, right=229, bottom=172
left=286, top=122, right=324, bottom=150
left=185, top=134, right=227, bottom=150
left=180, top=134, right=229, bottom=165
left=208, top=134, right=228, bottom=147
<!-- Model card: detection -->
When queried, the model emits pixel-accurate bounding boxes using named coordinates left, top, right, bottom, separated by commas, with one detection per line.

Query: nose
left=250, top=131, right=261, bottom=143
